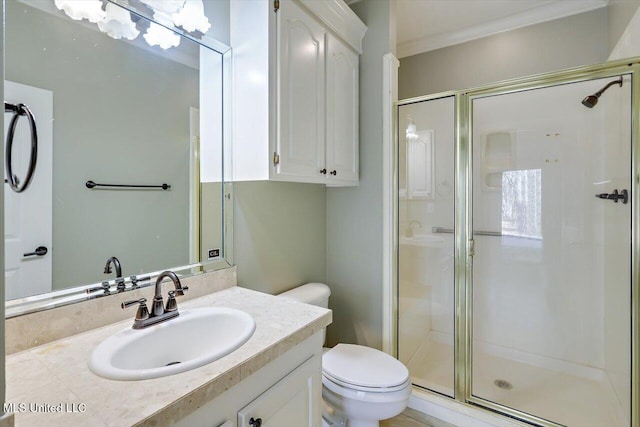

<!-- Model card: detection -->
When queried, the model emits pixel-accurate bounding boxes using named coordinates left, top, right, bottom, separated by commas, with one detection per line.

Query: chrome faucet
left=121, top=271, right=189, bottom=329
left=104, top=256, right=125, bottom=292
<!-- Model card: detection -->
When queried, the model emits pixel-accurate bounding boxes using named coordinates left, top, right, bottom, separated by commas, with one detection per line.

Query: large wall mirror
left=4, top=0, right=232, bottom=316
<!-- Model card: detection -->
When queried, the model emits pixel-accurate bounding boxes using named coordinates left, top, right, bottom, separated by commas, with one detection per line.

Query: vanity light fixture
left=54, top=0, right=106, bottom=23
left=98, top=2, right=140, bottom=40
left=406, top=116, right=418, bottom=140
left=53, top=0, right=212, bottom=50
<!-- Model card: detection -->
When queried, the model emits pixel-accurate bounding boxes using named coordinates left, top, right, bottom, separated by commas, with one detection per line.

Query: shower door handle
left=432, top=226, right=502, bottom=237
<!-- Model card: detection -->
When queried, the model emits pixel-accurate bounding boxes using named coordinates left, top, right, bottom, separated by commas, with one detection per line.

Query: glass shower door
left=398, top=96, right=455, bottom=397
left=470, top=75, right=632, bottom=426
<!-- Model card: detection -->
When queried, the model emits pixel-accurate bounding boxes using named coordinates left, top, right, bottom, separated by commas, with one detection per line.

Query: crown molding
left=398, top=0, right=608, bottom=59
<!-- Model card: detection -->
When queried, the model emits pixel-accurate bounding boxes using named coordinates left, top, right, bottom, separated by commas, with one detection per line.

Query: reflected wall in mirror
left=4, top=0, right=229, bottom=308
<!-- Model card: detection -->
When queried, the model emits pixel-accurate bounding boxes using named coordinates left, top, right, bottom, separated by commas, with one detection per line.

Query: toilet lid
left=322, top=344, right=409, bottom=389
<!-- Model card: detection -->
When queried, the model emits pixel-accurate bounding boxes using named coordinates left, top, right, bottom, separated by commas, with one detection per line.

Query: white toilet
left=279, top=283, right=411, bottom=427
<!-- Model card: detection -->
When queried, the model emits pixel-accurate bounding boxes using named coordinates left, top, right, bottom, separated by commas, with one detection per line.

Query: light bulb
left=173, top=0, right=211, bottom=33
left=406, top=117, right=418, bottom=140
left=54, top=0, right=105, bottom=23
left=144, top=11, right=181, bottom=50
left=98, top=3, right=140, bottom=40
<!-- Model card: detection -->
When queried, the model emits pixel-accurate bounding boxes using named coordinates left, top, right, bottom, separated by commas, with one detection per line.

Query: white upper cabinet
left=231, top=0, right=366, bottom=186
left=326, top=33, right=359, bottom=185
left=277, top=0, right=326, bottom=181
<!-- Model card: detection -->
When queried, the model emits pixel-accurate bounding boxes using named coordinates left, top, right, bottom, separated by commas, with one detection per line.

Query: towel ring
left=5, top=102, right=38, bottom=193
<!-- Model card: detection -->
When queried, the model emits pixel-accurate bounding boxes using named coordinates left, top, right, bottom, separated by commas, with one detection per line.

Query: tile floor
left=382, top=408, right=456, bottom=427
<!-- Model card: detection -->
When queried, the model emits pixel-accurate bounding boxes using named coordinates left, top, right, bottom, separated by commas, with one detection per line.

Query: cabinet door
left=238, top=356, right=321, bottom=427
left=325, top=33, right=359, bottom=185
left=276, top=0, right=326, bottom=182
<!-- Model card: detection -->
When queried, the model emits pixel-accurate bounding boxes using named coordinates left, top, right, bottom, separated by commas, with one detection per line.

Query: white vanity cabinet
left=174, top=332, right=323, bottom=427
left=237, top=356, right=321, bottom=426
left=231, top=0, right=366, bottom=186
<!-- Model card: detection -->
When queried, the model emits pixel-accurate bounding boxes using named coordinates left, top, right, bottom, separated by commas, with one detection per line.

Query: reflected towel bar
left=86, top=181, right=171, bottom=190
left=432, top=226, right=502, bottom=237
left=5, top=101, right=38, bottom=193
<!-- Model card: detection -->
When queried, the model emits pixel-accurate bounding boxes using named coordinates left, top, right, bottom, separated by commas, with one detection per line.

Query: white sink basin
left=89, top=307, right=255, bottom=381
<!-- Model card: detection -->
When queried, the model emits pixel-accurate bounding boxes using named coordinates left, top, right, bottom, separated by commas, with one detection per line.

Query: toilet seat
left=323, top=371, right=411, bottom=393
left=322, top=374, right=411, bottom=404
left=322, top=344, right=409, bottom=392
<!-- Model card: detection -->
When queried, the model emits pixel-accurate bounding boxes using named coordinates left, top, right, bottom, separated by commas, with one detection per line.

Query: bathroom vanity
left=5, top=274, right=331, bottom=426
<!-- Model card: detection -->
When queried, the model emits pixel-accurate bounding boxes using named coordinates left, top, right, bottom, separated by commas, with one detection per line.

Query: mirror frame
left=5, top=0, right=234, bottom=318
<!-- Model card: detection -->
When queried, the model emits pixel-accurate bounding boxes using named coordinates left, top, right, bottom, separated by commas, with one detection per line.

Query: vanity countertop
left=5, top=286, right=332, bottom=426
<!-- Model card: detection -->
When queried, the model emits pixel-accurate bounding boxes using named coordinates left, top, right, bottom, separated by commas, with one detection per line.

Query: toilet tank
left=278, top=283, right=331, bottom=308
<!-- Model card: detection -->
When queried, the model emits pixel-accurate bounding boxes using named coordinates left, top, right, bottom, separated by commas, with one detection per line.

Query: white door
left=4, top=81, right=53, bottom=300
left=276, top=0, right=325, bottom=182
left=325, top=33, right=359, bottom=185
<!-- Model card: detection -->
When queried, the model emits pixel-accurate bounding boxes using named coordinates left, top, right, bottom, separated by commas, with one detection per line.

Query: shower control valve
left=595, top=189, right=628, bottom=204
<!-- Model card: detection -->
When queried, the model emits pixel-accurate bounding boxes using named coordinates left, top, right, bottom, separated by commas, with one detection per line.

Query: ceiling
left=395, top=0, right=609, bottom=58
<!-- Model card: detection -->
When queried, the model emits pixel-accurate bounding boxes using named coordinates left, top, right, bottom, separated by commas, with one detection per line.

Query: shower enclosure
left=396, top=59, right=639, bottom=426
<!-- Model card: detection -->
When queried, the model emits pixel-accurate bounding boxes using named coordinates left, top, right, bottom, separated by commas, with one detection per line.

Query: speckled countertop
left=5, top=286, right=332, bottom=427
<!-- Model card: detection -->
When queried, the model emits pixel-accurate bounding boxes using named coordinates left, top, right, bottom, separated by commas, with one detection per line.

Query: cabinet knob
left=330, top=170, right=337, bottom=176
left=249, top=418, right=262, bottom=427
left=320, top=168, right=327, bottom=174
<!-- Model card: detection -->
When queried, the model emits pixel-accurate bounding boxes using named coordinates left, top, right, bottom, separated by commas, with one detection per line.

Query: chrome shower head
left=581, top=76, right=623, bottom=108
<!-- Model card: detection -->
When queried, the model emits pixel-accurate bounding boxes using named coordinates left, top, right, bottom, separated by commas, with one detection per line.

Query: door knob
left=249, top=418, right=262, bottom=427
left=23, top=246, right=48, bottom=257
left=330, top=170, right=337, bottom=176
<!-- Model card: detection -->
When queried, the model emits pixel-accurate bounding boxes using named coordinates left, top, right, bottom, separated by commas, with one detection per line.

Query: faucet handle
left=122, top=298, right=149, bottom=321
left=129, top=275, right=150, bottom=290
left=165, top=291, right=178, bottom=312
left=87, top=281, right=111, bottom=295
left=176, top=285, right=189, bottom=296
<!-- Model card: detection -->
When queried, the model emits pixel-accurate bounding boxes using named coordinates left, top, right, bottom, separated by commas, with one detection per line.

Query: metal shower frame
left=394, top=57, right=640, bottom=427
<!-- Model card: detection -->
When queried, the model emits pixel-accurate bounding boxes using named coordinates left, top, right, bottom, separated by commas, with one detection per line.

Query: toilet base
left=322, top=377, right=410, bottom=427
left=322, top=413, right=378, bottom=427
left=345, top=420, right=380, bottom=427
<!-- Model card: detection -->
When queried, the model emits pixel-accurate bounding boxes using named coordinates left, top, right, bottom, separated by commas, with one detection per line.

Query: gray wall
left=399, top=8, right=608, bottom=99
left=325, top=0, right=394, bottom=349
left=6, top=0, right=198, bottom=290
left=608, top=0, right=640, bottom=53
left=233, top=181, right=326, bottom=295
